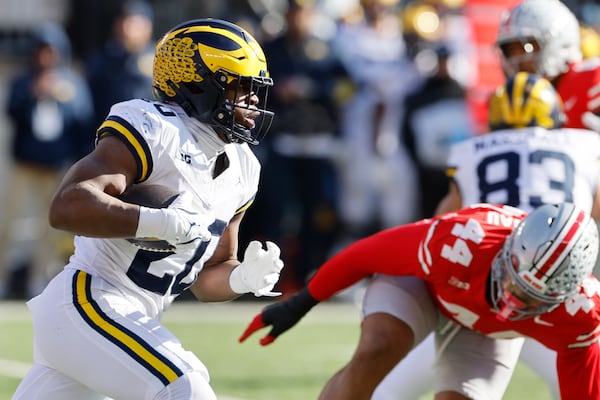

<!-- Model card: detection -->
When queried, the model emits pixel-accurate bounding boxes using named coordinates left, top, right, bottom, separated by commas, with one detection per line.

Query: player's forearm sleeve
left=307, top=249, right=370, bottom=300
left=306, top=222, right=429, bottom=301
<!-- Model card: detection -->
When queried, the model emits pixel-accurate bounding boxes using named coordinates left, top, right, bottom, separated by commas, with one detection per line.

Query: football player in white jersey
left=370, top=72, right=600, bottom=399
left=13, top=19, right=285, bottom=400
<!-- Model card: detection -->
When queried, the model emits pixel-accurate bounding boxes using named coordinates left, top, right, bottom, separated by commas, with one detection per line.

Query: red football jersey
left=556, top=57, right=600, bottom=129
left=308, top=204, right=600, bottom=399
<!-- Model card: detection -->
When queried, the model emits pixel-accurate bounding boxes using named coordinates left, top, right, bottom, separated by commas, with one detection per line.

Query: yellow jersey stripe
left=96, top=116, right=153, bottom=182
left=235, top=195, right=255, bottom=215
left=72, top=270, right=182, bottom=385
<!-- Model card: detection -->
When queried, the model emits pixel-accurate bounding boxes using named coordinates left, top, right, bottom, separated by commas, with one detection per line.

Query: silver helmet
left=496, top=0, right=581, bottom=80
left=491, top=203, right=599, bottom=321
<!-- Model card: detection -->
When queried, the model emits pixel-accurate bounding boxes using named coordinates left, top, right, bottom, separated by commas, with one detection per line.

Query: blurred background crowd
left=0, top=0, right=598, bottom=299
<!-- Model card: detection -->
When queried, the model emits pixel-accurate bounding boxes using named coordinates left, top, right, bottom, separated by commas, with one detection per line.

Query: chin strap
left=496, top=290, right=527, bottom=321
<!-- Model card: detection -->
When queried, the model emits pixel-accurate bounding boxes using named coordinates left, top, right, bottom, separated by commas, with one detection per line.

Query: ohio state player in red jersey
left=496, top=0, right=600, bottom=131
left=240, top=203, right=600, bottom=400
left=373, top=72, right=600, bottom=400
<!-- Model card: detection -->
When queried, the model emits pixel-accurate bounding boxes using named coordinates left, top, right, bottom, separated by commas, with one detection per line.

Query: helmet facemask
left=173, top=68, right=274, bottom=144
left=497, top=38, right=541, bottom=78
left=490, top=203, right=599, bottom=321
left=211, top=70, right=274, bottom=145
left=491, top=247, right=561, bottom=321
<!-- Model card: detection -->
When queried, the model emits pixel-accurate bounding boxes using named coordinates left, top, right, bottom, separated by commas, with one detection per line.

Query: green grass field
left=0, top=300, right=551, bottom=399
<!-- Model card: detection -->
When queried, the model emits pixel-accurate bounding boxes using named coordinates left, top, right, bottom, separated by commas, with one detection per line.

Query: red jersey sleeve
left=556, top=344, right=600, bottom=399
left=307, top=219, right=433, bottom=301
left=556, top=58, right=600, bottom=129
left=307, top=204, right=525, bottom=302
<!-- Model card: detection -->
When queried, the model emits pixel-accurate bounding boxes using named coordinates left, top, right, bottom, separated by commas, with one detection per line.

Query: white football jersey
left=447, top=127, right=600, bottom=213
left=66, top=99, right=260, bottom=314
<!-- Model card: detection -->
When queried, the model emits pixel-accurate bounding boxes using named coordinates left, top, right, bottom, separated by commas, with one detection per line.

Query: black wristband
left=288, top=287, right=319, bottom=313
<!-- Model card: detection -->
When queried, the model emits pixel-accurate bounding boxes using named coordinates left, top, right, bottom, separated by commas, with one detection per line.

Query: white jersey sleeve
left=447, top=127, right=600, bottom=214
left=67, top=99, right=260, bottom=314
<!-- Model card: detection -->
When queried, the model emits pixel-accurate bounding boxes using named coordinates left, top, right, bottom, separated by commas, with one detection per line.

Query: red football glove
left=239, top=288, right=319, bottom=345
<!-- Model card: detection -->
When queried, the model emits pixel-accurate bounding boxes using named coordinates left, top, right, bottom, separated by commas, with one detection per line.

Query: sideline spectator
left=245, top=0, right=347, bottom=293
left=332, top=0, right=424, bottom=244
left=402, top=45, right=474, bottom=219
left=85, top=0, right=155, bottom=128
left=0, top=22, right=94, bottom=299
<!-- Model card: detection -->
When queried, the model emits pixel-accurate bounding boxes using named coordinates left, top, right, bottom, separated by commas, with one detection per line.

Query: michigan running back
left=13, top=19, right=284, bottom=400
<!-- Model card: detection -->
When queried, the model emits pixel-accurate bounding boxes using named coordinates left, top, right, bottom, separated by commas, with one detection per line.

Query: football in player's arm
left=13, top=19, right=285, bottom=400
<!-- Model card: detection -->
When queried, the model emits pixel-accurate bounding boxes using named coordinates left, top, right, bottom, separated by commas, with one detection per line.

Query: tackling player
left=372, top=73, right=600, bottom=399
left=373, top=0, right=600, bottom=393
left=13, top=19, right=285, bottom=400
left=241, top=202, right=600, bottom=400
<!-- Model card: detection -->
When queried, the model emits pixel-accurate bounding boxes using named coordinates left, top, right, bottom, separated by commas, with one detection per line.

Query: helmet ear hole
left=183, top=82, right=204, bottom=94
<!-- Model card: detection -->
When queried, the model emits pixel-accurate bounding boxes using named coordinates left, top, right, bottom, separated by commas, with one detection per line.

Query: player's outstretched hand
left=239, top=288, right=319, bottom=345
left=229, top=241, right=285, bottom=297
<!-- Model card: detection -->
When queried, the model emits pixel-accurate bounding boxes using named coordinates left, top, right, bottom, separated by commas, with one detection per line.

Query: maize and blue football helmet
left=152, top=19, right=274, bottom=145
left=488, top=72, right=565, bottom=130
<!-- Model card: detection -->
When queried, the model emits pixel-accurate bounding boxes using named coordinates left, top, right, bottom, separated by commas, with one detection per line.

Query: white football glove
left=136, top=192, right=214, bottom=249
left=229, top=241, right=285, bottom=297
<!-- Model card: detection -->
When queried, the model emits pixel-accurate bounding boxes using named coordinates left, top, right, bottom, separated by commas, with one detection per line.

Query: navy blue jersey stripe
left=71, top=270, right=183, bottom=385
